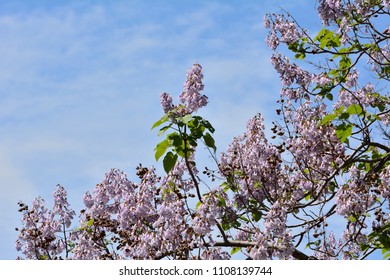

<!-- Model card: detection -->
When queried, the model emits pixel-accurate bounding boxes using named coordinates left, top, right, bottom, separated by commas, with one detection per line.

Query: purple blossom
left=201, top=248, right=230, bottom=260
left=159, top=63, right=208, bottom=116
left=53, top=184, right=75, bottom=228
left=160, top=92, right=174, bottom=113
left=179, top=63, right=208, bottom=114
left=250, top=232, right=271, bottom=259
left=338, top=17, right=352, bottom=44
left=234, top=227, right=251, bottom=241
left=317, top=0, right=342, bottom=25
left=266, top=32, right=279, bottom=50
left=219, top=113, right=278, bottom=207
left=312, top=232, right=338, bottom=259
left=70, top=231, right=102, bottom=260
left=378, top=166, right=390, bottom=206
left=335, top=166, right=376, bottom=217
left=82, top=191, right=94, bottom=209
left=335, top=82, right=380, bottom=109
left=345, top=68, right=359, bottom=88
left=16, top=197, right=65, bottom=259
left=312, top=73, right=332, bottom=86
left=264, top=13, right=303, bottom=49
left=271, top=53, right=311, bottom=88
left=264, top=202, right=287, bottom=236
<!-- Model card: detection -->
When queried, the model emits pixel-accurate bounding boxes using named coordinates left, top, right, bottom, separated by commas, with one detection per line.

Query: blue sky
left=0, top=0, right=328, bottom=259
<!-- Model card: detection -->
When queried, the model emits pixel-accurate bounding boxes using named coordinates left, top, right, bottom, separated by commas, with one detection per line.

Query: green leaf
left=151, top=115, right=169, bottom=130
left=163, top=151, right=178, bottom=173
left=217, top=197, right=226, bottom=207
left=221, top=222, right=232, bottom=231
left=230, top=247, right=241, bottom=255
left=251, top=209, right=263, bottom=222
left=378, top=235, right=390, bottom=248
left=306, top=240, right=321, bottom=249
left=360, top=244, right=369, bottom=252
left=188, top=120, right=204, bottom=139
left=168, top=133, right=182, bottom=148
left=382, top=223, right=390, bottom=232
left=319, top=113, right=337, bottom=125
left=155, top=139, right=170, bottom=161
left=187, top=136, right=199, bottom=148
left=328, top=181, right=336, bottom=192
left=346, top=104, right=363, bottom=115
left=336, top=123, right=353, bottom=143
left=377, top=104, right=385, bottom=112
left=339, top=112, right=350, bottom=120
left=239, top=216, right=249, bottom=223
left=339, top=55, right=351, bottom=70
left=221, top=182, right=230, bottom=192
left=335, top=106, right=345, bottom=114
left=181, top=114, right=193, bottom=124
left=314, top=28, right=328, bottom=42
left=348, top=215, right=357, bottom=223
left=288, top=41, right=299, bottom=52
left=201, top=118, right=215, bottom=133
left=158, top=124, right=172, bottom=136
left=316, top=29, right=340, bottom=50
left=87, top=219, right=94, bottom=227
left=203, top=132, right=216, bottom=152
left=363, top=212, right=371, bottom=218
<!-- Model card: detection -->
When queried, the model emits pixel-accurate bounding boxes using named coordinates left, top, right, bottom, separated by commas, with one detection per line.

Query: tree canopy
left=16, top=0, right=389, bottom=260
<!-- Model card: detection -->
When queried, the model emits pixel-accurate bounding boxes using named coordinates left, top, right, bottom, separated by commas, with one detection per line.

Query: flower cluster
left=16, top=185, right=75, bottom=259
left=73, top=167, right=198, bottom=259
left=335, top=83, right=383, bottom=109
left=271, top=53, right=311, bottom=88
left=312, top=232, right=338, bottom=259
left=159, top=63, right=208, bottom=116
left=264, top=13, right=303, bottom=50
left=256, top=1, right=388, bottom=259
left=335, top=165, right=376, bottom=217
left=286, top=100, right=346, bottom=175
left=160, top=92, right=174, bottom=113
left=179, top=63, right=208, bottom=113
left=379, top=166, right=390, bottom=202
left=317, top=0, right=342, bottom=25
left=219, top=114, right=279, bottom=210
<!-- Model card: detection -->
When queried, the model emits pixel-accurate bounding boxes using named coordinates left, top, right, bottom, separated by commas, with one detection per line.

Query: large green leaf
left=151, top=115, right=169, bottom=129
left=168, top=132, right=182, bottom=148
left=203, top=132, right=216, bottom=152
left=154, top=138, right=170, bottom=161
left=336, top=123, right=353, bottom=143
left=346, top=104, right=363, bottom=116
left=180, top=114, right=193, bottom=124
left=319, top=113, right=337, bottom=125
left=163, top=151, right=178, bottom=173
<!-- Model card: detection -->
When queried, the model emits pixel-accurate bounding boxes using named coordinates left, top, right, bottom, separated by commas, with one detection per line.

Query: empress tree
left=16, top=0, right=389, bottom=260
